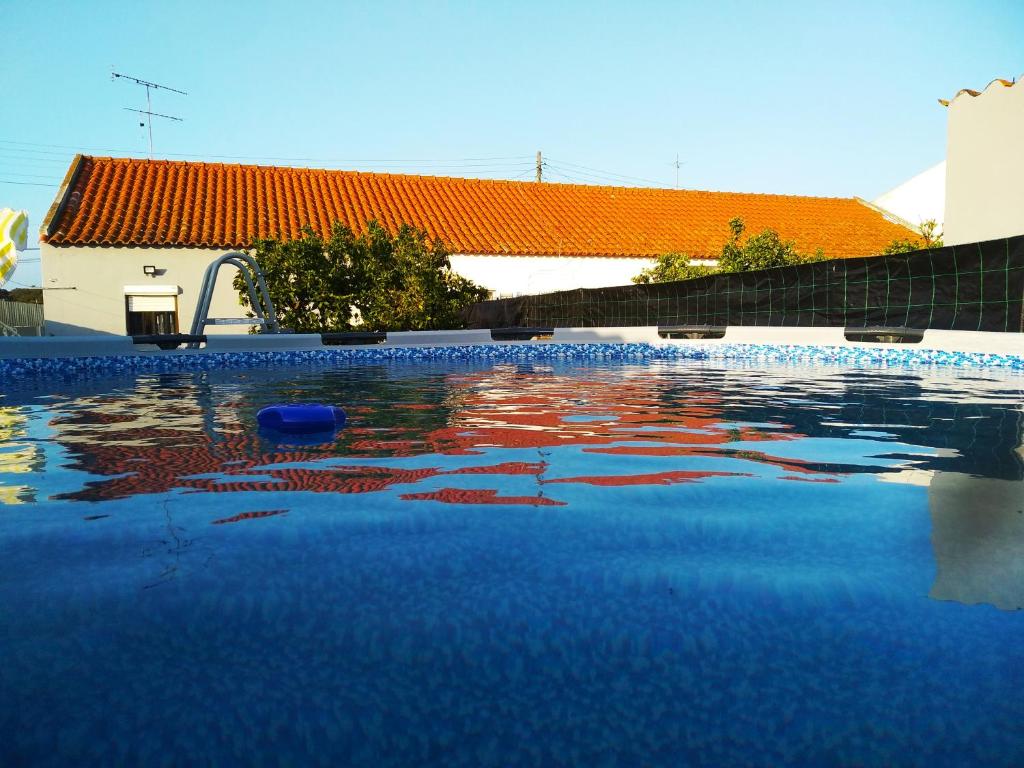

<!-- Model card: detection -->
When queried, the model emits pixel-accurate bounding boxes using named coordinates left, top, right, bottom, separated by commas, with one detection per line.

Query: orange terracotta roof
left=42, top=155, right=917, bottom=259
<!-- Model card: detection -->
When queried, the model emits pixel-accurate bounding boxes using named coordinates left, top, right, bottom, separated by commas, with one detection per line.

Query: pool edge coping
left=1, top=332, right=1023, bottom=380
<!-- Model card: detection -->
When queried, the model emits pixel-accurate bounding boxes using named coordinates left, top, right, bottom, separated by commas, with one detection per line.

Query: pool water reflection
left=1, top=359, right=1022, bottom=766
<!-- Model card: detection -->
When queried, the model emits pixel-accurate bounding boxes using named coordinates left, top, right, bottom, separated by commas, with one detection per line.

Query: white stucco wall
left=40, top=247, right=661, bottom=335
left=40, top=245, right=258, bottom=336
left=943, top=78, right=1024, bottom=245
left=872, top=161, right=945, bottom=233
left=449, top=254, right=655, bottom=297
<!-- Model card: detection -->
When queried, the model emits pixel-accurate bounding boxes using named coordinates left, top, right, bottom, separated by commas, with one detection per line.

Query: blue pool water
left=1, top=356, right=1023, bottom=766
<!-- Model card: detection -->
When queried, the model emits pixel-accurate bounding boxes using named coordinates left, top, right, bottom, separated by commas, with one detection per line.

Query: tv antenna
left=671, top=153, right=687, bottom=189
left=112, top=70, right=187, bottom=158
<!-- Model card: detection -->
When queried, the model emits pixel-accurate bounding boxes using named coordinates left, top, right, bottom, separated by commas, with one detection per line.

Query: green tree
left=632, top=217, right=813, bottom=284
left=881, top=219, right=943, bottom=255
left=633, top=253, right=716, bottom=284
left=881, top=239, right=918, bottom=255
left=717, top=217, right=803, bottom=272
left=0, top=287, right=43, bottom=304
left=347, top=222, right=489, bottom=331
left=239, top=221, right=489, bottom=333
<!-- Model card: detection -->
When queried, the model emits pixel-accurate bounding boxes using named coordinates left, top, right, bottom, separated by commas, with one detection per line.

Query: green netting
left=467, top=235, right=1024, bottom=333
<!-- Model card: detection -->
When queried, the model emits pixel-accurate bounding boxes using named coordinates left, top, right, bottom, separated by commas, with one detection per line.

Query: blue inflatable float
left=257, top=404, right=347, bottom=434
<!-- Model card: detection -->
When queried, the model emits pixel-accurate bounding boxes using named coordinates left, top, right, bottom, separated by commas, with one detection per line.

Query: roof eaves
left=854, top=196, right=920, bottom=234
left=39, top=153, right=86, bottom=242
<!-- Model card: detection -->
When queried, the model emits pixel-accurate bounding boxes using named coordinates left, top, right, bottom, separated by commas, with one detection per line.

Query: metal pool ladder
left=189, top=251, right=281, bottom=339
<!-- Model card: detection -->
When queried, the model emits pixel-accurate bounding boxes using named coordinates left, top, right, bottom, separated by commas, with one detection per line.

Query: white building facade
left=40, top=244, right=260, bottom=336
left=40, top=244, right=658, bottom=336
left=872, top=161, right=945, bottom=235
left=38, top=155, right=917, bottom=336
left=448, top=254, right=656, bottom=298
left=942, top=77, right=1024, bottom=245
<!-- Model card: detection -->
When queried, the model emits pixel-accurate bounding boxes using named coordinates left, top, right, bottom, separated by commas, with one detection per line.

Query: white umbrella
left=0, top=208, right=28, bottom=288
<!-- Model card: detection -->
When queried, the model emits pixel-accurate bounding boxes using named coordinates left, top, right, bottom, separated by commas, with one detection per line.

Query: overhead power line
left=509, top=166, right=537, bottom=181
left=543, top=163, right=640, bottom=187
left=545, top=158, right=665, bottom=187
left=0, top=139, right=536, bottom=167
left=0, top=137, right=670, bottom=189
left=543, top=168, right=578, bottom=185
left=0, top=171, right=58, bottom=179
left=0, top=179, right=58, bottom=187
left=0, top=151, right=69, bottom=164
left=0, top=156, right=535, bottom=178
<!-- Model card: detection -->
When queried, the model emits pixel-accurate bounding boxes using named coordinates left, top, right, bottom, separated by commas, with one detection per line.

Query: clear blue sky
left=3, top=0, right=1022, bottom=286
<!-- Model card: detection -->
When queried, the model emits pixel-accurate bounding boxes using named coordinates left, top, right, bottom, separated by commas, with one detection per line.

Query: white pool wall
left=0, top=327, right=1021, bottom=361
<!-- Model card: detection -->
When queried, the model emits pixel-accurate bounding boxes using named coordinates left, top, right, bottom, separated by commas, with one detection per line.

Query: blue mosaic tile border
left=1, top=342, right=1022, bottom=381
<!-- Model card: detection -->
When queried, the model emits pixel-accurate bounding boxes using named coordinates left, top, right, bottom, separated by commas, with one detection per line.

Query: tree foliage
left=882, top=219, right=943, bottom=256
left=239, top=221, right=489, bottom=333
left=717, top=217, right=804, bottom=272
left=632, top=253, right=715, bottom=284
left=0, top=287, right=43, bottom=304
left=632, top=217, right=815, bottom=284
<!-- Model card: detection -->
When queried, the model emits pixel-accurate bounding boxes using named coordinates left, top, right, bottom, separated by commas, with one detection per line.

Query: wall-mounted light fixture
left=142, top=265, right=158, bottom=277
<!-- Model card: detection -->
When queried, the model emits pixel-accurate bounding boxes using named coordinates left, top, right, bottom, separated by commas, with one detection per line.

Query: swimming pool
left=2, top=348, right=1023, bottom=766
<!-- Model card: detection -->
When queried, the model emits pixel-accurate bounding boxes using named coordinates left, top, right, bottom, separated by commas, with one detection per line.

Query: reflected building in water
left=928, top=471, right=1024, bottom=611
left=6, top=362, right=1024, bottom=609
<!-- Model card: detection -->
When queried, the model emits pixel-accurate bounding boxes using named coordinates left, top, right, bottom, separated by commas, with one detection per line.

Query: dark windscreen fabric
left=465, top=235, right=1024, bottom=333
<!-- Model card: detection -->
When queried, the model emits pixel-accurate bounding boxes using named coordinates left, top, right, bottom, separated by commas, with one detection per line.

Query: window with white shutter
left=124, top=287, right=179, bottom=335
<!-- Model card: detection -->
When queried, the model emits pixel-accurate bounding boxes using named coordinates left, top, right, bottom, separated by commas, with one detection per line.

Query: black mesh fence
left=466, top=235, right=1024, bottom=333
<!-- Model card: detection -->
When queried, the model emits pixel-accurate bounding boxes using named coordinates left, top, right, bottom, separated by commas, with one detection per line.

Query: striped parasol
left=0, top=208, right=28, bottom=287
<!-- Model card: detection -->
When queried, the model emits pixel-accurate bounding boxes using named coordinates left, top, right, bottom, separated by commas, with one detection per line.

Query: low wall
left=466, top=235, right=1024, bottom=334
left=1, top=327, right=1021, bottom=362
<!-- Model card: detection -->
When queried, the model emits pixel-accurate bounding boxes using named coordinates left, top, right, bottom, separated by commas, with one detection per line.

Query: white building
left=872, top=161, right=945, bottom=235
left=942, top=76, right=1024, bottom=245
left=39, top=155, right=915, bottom=336
left=873, top=75, right=1024, bottom=247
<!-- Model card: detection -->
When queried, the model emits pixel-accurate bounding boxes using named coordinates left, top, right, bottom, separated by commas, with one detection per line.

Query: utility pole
left=674, top=153, right=681, bottom=189
left=112, top=71, right=187, bottom=158
left=536, top=151, right=543, bottom=183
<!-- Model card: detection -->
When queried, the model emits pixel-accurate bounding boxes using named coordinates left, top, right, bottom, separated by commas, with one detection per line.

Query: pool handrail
left=189, top=252, right=280, bottom=341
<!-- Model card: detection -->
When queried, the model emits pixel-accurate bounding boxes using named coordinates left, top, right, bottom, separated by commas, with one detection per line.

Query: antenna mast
left=671, top=154, right=687, bottom=189
left=112, top=71, right=187, bottom=158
